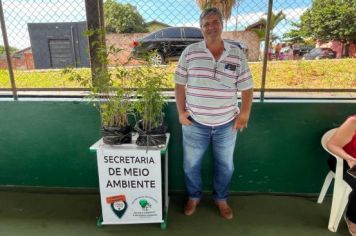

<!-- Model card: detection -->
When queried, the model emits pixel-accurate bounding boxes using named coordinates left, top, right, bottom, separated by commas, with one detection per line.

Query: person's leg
left=329, top=157, right=356, bottom=234
left=347, top=190, right=356, bottom=221
left=344, top=173, right=356, bottom=235
left=211, top=120, right=237, bottom=220
left=182, top=120, right=211, bottom=216
left=211, top=120, right=237, bottom=201
left=344, top=171, right=356, bottom=223
left=182, top=120, right=211, bottom=200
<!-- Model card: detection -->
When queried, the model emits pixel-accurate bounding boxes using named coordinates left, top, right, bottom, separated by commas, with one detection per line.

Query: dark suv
left=303, top=48, right=336, bottom=60
left=131, top=26, right=248, bottom=65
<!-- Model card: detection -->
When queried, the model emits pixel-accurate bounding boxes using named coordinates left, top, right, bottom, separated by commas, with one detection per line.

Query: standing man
left=174, top=7, right=253, bottom=220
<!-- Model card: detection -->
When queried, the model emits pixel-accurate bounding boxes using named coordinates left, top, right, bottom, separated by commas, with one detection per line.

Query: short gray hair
left=199, top=7, right=223, bottom=27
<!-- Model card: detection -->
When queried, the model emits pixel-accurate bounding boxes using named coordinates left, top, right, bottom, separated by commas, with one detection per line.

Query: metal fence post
left=85, top=0, right=107, bottom=86
left=260, top=0, right=273, bottom=102
left=0, top=0, right=17, bottom=100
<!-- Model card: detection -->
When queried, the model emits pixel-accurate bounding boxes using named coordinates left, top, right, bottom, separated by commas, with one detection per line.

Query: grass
left=0, top=68, right=91, bottom=89
left=259, top=59, right=356, bottom=89
left=0, top=58, right=355, bottom=89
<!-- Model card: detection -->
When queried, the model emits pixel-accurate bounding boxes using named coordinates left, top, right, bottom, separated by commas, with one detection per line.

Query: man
left=174, top=7, right=253, bottom=220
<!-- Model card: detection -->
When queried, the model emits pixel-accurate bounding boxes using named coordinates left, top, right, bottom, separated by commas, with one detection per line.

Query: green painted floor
left=0, top=191, right=351, bottom=236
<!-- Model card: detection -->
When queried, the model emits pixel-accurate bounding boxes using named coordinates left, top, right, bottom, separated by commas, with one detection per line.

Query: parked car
left=302, top=48, right=336, bottom=60
left=299, top=45, right=314, bottom=56
left=131, top=26, right=248, bottom=65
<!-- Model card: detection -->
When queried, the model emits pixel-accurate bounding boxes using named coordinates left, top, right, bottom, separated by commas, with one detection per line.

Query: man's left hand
left=233, top=113, right=249, bottom=132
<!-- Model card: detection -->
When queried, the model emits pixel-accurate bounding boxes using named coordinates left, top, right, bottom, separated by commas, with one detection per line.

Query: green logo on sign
left=139, top=199, right=151, bottom=211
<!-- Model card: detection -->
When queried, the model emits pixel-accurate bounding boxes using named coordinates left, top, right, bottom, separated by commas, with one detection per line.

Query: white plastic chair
left=318, top=128, right=352, bottom=232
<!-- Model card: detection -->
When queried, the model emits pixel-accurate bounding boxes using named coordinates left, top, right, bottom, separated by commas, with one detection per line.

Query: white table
left=90, top=133, right=170, bottom=229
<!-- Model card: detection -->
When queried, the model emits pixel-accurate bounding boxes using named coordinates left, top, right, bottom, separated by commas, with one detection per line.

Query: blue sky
left=1, top=0, right=312, bottom=49
left=118, top=0, right=312, bottom=31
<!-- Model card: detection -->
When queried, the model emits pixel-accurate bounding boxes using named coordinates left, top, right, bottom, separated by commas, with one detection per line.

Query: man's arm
left=175, top=84, right=192, bottom=125
left=233, top=88, right=253, bottom=131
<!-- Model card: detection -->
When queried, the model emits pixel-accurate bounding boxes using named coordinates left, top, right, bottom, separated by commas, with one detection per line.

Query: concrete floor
left=0, top=190, right=351, bottom=236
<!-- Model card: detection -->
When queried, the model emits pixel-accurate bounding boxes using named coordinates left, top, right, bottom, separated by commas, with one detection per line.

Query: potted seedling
left=132, top=57, right=169, bottom=147
left=99, top=69, right=133, bottom=145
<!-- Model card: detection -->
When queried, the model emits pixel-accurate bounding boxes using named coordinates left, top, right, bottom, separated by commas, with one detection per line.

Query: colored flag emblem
left=106, top=195, right=127, bottom=218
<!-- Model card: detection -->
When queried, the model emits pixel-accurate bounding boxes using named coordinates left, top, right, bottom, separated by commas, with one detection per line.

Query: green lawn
left=0, top=58, right=355, bottom=89
left=253, top=58, right=356, bottom=89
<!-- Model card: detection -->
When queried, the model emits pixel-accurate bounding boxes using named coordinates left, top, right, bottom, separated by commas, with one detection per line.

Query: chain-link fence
left=0, top=0, right=355, bottom=99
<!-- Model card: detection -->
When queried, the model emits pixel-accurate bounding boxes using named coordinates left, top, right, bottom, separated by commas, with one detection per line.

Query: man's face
left=201, top=14, right=223, bottom=41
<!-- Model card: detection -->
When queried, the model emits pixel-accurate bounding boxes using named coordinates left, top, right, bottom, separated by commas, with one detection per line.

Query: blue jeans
left=182, top=118, right=237, bottom=201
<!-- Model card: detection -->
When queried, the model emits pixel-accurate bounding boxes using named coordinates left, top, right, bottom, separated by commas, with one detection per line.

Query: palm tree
left=252, top=10, right=286, bottom=42
left=196, top=0, right=236, bottom=22
left=252, top=28, right=279, bottom=42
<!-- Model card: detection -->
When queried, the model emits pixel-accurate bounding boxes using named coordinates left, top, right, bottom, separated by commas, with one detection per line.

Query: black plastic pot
left=102, top=125, right=132, bottom=145
left=135, top=120, right=167, bottom=146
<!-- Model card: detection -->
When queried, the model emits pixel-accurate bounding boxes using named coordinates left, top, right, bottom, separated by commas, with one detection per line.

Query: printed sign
left=97, top=147, right=162, bottom=224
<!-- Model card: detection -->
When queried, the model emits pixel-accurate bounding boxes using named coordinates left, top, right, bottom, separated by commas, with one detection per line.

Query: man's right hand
left=179, top=110, right=192, bottom=126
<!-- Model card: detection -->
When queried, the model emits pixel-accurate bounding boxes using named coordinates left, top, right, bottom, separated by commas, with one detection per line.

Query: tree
left=300, top=0, right=356, bottom=43
left=104, top=0, right=148, bottom=33
left=196, top=0, right=236, bottom=22
left=252, top=10, right=286, bottom=42
left=283, top=22, right=308, bottom=44
left=0, top=45, right=18, bottom=55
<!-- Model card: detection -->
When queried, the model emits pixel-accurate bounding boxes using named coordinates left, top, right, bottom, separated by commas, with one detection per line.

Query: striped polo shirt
left=174, top=40, right=253, bottom=126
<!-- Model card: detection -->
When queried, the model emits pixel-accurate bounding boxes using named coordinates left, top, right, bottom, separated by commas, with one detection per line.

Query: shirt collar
left=201, top=40, right=230, bottom=51
left=200, top=40, right=231, bottom=62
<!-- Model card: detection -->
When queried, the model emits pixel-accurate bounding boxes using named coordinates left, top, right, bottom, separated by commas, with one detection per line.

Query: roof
left=245, top=20, right=265, bottom=31
left=146, top=20, right=171, bottom=28
left=13, top=47, right=32, bottom=55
